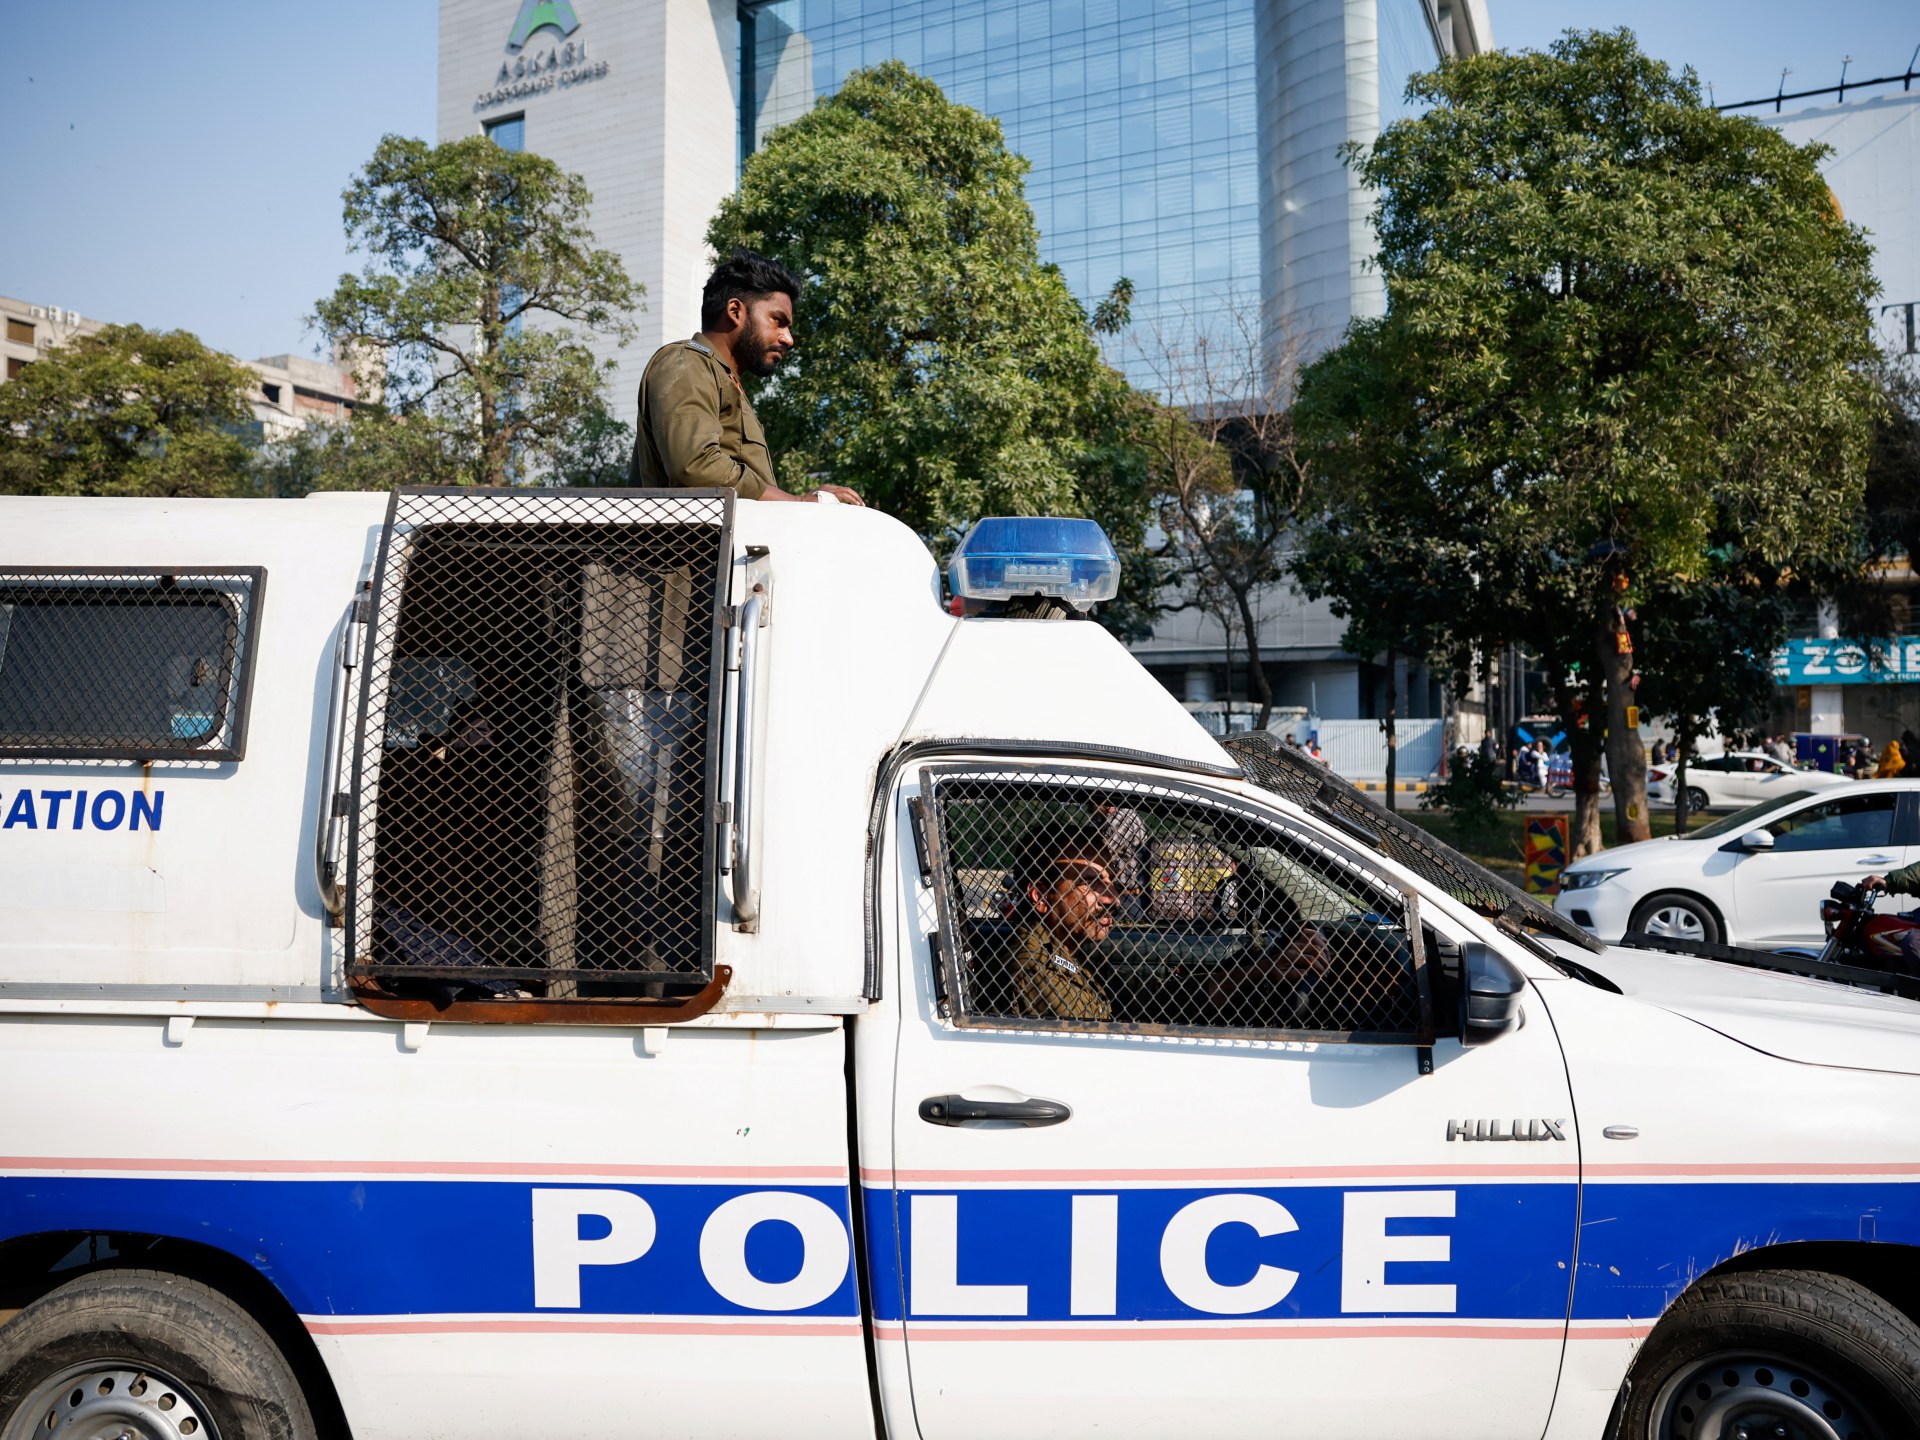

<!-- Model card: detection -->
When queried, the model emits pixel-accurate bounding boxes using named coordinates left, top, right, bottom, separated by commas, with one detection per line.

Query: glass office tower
left=739, top=0, right=1479, bottom=384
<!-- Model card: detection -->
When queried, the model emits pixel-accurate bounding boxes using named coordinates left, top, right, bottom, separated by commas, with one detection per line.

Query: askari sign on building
left=477, top=0, right=609, bottom=112
left=509, top=0, right=580, bottom=49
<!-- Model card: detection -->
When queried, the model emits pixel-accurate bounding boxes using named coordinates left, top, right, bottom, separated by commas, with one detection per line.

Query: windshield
left=1223, top=732, right=1603, bottom=953
left=1686, top=791, right=1816, bottom=841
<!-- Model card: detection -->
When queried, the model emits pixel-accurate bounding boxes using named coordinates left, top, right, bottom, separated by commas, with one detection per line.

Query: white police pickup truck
left=2, top=488, right=1918, bottom=1440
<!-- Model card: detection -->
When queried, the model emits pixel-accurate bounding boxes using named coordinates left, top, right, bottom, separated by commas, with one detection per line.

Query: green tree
left=249, top=408, right=472, bottom=497
left=0, top=324, right=256, bottom=497
left=311, top=134, right=640, bottom=488
left=1292, top=521, right=1475, bottom=811
left=1292, top=320, right=1487, bottom=806
left=1632, top=558, right=1797, bottom=833
left=1830, top=356, right=1920, bottom=632
left=1296, top=29, right=1882, bottom=854
left=546, top=398, right=634, bottom=490
left=1869, top=358, right=1920, bottom=566
left=706, top=62, right=1150, bottom=572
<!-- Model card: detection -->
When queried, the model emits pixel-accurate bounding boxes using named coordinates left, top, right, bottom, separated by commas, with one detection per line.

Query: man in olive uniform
left=1006, top=823, right=1119, bottom=1022
left=630, top=250, right=862, bottom=505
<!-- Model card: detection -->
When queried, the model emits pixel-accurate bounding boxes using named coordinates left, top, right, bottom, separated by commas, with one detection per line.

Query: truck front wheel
left=0, top=1269, right=316, bottom=1440
left=1614, top=1268, right=1920, bottom=1439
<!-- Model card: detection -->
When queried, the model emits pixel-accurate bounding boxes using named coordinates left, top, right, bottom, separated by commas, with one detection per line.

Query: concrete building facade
left=1761, top=87, right=1920, bottom=358
left=0, top=297, right=102, bottom=386
left=1756, top=84, right=1920, bottom=746
left=438, top=0, right=740, bottom=432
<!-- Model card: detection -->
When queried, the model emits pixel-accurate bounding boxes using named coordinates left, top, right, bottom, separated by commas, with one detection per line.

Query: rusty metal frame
left=348, top=965, right=732, bottom=1025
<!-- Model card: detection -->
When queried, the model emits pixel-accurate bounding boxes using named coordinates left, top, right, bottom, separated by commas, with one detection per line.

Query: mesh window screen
left=0, top=569, right=263, bottom=761
left=924, top=768, right=1432, bottom=1043
left=347, top=489, right=731, bottom=1001
left=1224, top=731, right=1602, bottom=953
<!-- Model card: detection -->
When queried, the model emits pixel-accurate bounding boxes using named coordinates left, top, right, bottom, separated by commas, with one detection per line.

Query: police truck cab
left=2, top=488, right=1919, bottom=1440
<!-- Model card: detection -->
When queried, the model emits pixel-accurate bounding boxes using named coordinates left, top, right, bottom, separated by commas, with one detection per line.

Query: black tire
left=0, top=1269, right=315, bottom=1440
left=1544, top=780, right=1564, bottom=799
left=1682, top=785, right=1710, bottom=813
left=1613, top=1268, right=1920, bottom=1439
left=1630, top=891, right=1722, bottom=945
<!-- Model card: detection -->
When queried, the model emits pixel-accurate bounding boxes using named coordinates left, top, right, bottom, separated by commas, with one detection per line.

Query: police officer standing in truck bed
left=630, top=250, right=863, bottom=505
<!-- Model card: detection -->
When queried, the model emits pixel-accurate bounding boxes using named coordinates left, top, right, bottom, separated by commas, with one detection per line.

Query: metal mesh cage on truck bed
left=346, top=489, right=732, bottom=1002
left=919, top=764, right=1435, bottom=1044
left=1222, top=731, right=1602, bottom=953
left=0, top=568, right=264, bottom=762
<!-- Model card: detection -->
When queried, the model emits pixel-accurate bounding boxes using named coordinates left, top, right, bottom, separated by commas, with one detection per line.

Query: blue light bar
left=947, top=516, right=1121, bottom=611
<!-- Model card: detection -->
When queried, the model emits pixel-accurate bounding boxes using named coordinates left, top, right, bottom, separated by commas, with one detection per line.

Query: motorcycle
left=1809, top=879, right=1920, bottom=972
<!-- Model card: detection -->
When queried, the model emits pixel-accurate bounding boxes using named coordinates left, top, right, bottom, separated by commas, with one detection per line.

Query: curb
left=1350, top=780, right=1430, bottom=793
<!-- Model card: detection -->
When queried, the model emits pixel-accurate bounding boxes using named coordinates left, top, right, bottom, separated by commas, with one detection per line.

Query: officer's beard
left=735, top=321, right=786, bottom=378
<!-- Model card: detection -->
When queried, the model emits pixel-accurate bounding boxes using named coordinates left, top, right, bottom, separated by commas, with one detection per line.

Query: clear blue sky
left=1, top=3, right=436, bottom=362
left=0, top=2, right=1915, bottom=364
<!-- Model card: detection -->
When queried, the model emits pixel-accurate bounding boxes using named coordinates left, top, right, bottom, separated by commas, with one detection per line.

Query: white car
left=1555, top=778, right=1920, bottom=948
left=1645, top=749, right=1852, bottom=812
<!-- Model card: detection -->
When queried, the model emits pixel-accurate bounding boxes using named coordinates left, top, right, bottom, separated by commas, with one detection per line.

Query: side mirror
left=1460, top=943, right=1525, bottom=1047
left=1739, top=828, right=1776, bottom=852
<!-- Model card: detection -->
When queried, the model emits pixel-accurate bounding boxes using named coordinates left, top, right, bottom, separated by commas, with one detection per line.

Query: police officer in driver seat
left=997, top=822, right=1337, bottom=1029
left=1004, top=823, right=1118, bottom=1023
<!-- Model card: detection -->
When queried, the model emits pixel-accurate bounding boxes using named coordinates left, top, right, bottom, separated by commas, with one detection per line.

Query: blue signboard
left=1796, top=735, right=1841, bottom=772
left=1771, top=637, right=1920, bottom=686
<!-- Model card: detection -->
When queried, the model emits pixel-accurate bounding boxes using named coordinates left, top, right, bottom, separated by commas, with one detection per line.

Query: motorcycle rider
left=1863, top=861, right=1920, bottom=970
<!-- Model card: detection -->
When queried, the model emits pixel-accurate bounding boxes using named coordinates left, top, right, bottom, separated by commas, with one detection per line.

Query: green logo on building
left=507, top=0, right=581, bottom=51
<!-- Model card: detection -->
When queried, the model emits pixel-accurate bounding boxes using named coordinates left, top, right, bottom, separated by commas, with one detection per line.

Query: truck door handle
left=919, top=1095, right=1072, bottom=1127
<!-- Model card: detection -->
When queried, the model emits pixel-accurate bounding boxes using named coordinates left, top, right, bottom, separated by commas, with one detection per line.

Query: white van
left=2, top=488, right=1919, bottom=1440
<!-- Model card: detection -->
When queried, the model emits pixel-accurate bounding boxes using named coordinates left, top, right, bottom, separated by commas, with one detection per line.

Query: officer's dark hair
left=701, top=250, right=803, bottom=331
left=1011, top=822, right=1112, bottom=908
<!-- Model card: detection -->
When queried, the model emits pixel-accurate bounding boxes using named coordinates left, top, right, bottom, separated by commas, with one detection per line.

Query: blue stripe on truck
left=4, top=1176, right=1916, bottom=1326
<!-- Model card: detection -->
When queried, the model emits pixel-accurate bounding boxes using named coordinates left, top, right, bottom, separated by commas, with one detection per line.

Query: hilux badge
left=1447, top=1119, right=1567, bottom=1142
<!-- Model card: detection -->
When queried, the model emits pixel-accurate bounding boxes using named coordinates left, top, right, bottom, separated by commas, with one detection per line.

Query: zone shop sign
left=1772, top=636, right=1920, bottom=686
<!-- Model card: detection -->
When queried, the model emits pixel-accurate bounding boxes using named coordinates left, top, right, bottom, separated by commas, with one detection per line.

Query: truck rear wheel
left=0, top=1269, right=315, bottom=1440
left=1614, top=1268, right=1920, bottom=1439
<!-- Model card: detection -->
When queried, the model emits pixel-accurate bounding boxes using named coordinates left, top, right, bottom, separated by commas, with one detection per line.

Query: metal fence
left=921, top=764, right=1432, bottom=1043
left=346, top=489, right=731, bottom=1003
left=1315, top=718, right=1443, bottom=779
left=0, top=568, right=264, bottom=762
